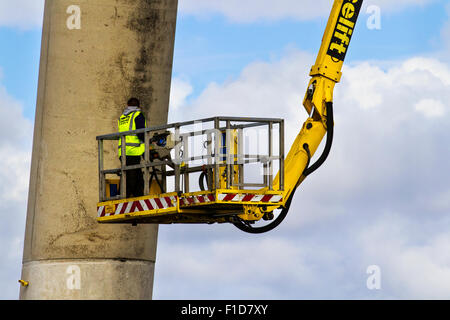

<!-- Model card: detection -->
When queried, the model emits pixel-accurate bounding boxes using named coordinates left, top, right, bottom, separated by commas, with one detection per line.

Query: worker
left=118, top=97, right=146, bottom=198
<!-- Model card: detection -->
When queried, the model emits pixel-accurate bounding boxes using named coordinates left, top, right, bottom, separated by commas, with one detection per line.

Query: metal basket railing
left=97, top=116, right=285, bottom=202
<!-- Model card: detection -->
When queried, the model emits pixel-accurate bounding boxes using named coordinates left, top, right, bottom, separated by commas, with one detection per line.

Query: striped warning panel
left=97, top=195, right=177, bottom=218
left=217, top=193, right=283, bottom=203
left=180, top=194, right=216, bottom=206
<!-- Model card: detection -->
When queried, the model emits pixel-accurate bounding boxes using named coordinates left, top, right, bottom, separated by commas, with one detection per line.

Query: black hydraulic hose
left=233, top=144, right=311, bottom=234
left=232, top=186, right=297, bottom=234
left=303, top=101, right=334, bottom=177
left=199, top=171, right=207, bottom=191
left=233, top=101, right=334, bottom=234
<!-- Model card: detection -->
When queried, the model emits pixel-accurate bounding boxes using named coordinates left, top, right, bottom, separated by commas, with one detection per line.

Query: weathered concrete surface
left=21, top=260, right=155, bottom=300
left=20, top=0, right=178, bottom=299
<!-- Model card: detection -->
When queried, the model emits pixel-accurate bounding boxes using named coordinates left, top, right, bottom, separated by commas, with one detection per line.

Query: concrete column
left=20, top=0, right=178, bottom=300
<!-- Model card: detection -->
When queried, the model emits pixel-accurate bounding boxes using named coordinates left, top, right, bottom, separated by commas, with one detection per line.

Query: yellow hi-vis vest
left=118, top=111, right=146, bottom=157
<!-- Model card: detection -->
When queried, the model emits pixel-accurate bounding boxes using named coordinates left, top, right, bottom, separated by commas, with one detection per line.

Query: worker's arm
left=135, top=113, right=146, bottom=142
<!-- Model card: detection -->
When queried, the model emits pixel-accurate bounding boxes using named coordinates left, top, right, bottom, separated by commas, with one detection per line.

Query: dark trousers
left=121, top=155, right=144, bottom=198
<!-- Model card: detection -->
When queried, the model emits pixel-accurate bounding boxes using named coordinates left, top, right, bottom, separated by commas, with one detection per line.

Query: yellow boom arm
left=234, top=0, right=363, bottom=233
left=277, top=0, right=363, bottom=194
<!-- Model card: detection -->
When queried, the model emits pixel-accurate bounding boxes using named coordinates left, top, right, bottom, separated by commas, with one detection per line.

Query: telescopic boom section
left=235, top=0, right=363, bottom=234
left=272, top=0, right=363, bottom=202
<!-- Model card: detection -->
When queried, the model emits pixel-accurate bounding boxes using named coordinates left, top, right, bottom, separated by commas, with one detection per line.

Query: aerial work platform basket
left=95, top=0, right=363, bottom=233
left=96, top=117, right=285, bottom=226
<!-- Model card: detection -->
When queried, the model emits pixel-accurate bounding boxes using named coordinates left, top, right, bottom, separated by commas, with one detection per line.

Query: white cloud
left=358, top=214, right=450, bottom=299
left=415, top=98, right=446, bottom=118
left=168, top=78, right=193, bottom=116
left=169, top=49, right=314, bottom=148
left=179, top=0, right=331, bottom=23
left=0, top=84, right=33, bottom=299
left=0, top=0, right=436, bottom=30
left=0, top=0, right=44, bottom=29
left=0, top=0, right=438, bottom=30
left=430, top=189, right=450, bottom=212
left=155, top=234, right=344, bottom=299
left=179, top=0, right=437, bottom=23
left=0, top=86, right=32, bottom=201
left=162, top=48, right=450, bottom=299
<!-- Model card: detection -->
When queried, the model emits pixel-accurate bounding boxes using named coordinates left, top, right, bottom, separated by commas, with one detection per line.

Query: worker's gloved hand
left=156, top=138, right=166, bottom=147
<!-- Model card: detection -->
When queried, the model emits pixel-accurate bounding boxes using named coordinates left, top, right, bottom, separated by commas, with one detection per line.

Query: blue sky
left=1, top=0, right=448, bottom=121
left=0, top=28, right=41, bottom=119
left=1, top=0, right=450, bottom=300
left=172, top=0, right=449, bottom=99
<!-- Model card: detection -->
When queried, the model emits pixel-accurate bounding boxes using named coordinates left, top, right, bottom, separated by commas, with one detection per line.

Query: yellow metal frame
left=98, top=188, right=284, bottom=224
left=105, top=178, right=120, bottom=199
left=97, top=192, right=179, bottom=223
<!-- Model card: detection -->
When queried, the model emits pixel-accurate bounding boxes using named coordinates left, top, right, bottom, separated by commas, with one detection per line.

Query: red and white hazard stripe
left=218, top=193, right=283, bottom=203
left=98, top=195, right=177, bottom=218
left=180, top=194, right=216, bottom=206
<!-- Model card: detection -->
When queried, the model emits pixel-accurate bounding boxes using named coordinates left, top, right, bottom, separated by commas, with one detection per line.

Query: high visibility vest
left=118, top=111, right=146, bottom=157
